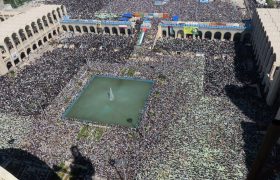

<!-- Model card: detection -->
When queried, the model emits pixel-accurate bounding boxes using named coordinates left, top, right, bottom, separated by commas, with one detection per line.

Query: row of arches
left=1, top=6, right=66, bottom=54
left=162, top=29, right=251, bottom=43
left=5, top=29, right=59, bottom=71
left=61, top=25, right=132, bottom=36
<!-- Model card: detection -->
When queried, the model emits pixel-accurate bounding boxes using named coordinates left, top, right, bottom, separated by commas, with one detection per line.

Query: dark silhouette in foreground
left=69, top=145, right=95, bottom=180
left=0, top=148, right=60, bottom=180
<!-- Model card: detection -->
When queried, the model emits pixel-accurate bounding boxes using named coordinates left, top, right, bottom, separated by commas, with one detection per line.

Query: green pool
left=64, top=76, right=153, bottom=128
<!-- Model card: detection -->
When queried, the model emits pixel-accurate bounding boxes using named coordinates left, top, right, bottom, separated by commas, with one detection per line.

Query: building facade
left=158, top=21, right=251, bottom=42
left=0, top=4, right=67, bottom=75
left=60, top=18, right=135, bottom=36
left=252, top=8, right=280, bottom=106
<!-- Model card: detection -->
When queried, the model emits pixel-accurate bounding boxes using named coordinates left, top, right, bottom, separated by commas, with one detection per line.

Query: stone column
left=266, top=68, right=280, bottom=105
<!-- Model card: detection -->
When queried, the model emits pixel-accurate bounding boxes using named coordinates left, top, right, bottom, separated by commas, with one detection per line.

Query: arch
left=89, top=26, right=95, bottom=33
left=224, top=32, right=231, bottom=41
left=97, top=27, right=103, bottom=34
left=20, top=52, right=26, bottom=59
left=61, top=5, right=66, bottom=16
left=53, top=30, right=57, bottom=35
left=0, top=46, right=6, bottom=54
left=62, top=25, right=67, bottom=31
left=204, top=31, right=212, bottom=40
left=11, top=33, right=20, bottom=46
left=119, top=27, right=125, bottom=35
left=31, top=22, right=38, bottom=34
left=75, top=26, right=81, bottom=33
left=128, top=29, right=132, bottom=35
left=214, top=32, right=222, bottom=40
left=52, top=10, right=57, bottom=21
left=4, top=37, right=13, bottom=50
left=112, top=27, right=118, bottom=35
left=243, top=33, right=251, bottom=44
left=168, top=27, right=175, bottom=38
left=18, top=29, right=26, bottom=42
left=233, top=33, right=242, bottom=42
left=47, top=13, right=54, bottom=24
left=195, top=31, right=203, bottom=39
left=25, top=25, right=33, bottom=37
left=82, top=26, right=88, bottom=33
left=26, top=48, right=31, bottom=55
left=32, top=44, right=37, bottom=50
left=48, top=33, right=52, bottom=39
left=43, top=36, right=47, bottom=42
left=162, top=30, right=167, bottom=37
left=42, top=16, right=49, bottom=27
left=37, top=19, right=44, bottom=30
left=7, top=62, right=13, bottom=70
left=0, top=17, right=4, bottom=22
left=104, top=27, right=110, bottom=34
left=177, top=30, right=184, bottom=38
left=57, top=8, right=62, bottom=18
left=38, top=40, right=43, bottom=46
left=68, top=25, right=74, bottom=32
left=14, top=58, right=20, bottom=65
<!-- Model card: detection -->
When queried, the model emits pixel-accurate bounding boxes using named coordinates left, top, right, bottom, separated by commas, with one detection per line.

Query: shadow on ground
left=0, top=146, right=95, bottom=180
left=0, top=148, right=60, bottom=180
left=225, top=42, right=279, bottom=179
left=52, top=145, right=95, bottom=180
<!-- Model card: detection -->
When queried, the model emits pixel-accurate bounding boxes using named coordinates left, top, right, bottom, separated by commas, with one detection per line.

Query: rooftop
left=256, top=8, right=280, bottom=64
left=0, top=4, right=61, bottom=42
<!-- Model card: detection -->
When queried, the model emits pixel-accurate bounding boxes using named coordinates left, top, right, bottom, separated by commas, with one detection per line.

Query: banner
left=183, top=27, right=198, bottom=34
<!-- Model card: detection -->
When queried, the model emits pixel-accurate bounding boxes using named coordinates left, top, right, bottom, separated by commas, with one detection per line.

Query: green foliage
left=77, top=125, right=90, bottom=139
left=77, top=81, right=83, bottom=87
left=155, top=91, right=160, bottom=97
left=92, top=127, right=105, bottom=141
left=128, top=131, right=137, bottom=139
left=127, top=68, right=136, bottom=76
left=4, top=0, right=31, bottom=8
left=9, top=70, right=16, bottom=77
left=120, top=68, right=127, bottom=76
left=77, top=125, right=105, bottom=141
left=158, top=74, right=167, bottom=81
left=120, top=67, right=135, bottom=76
left=266, top=0, right=276, bottom=7
left=55, top=162, right=68, bottom=173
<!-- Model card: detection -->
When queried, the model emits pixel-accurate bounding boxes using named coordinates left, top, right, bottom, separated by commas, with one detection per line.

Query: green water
left=64, top=76, right=153, bottom=128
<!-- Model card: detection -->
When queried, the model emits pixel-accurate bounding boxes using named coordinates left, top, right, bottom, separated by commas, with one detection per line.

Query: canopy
left=119, top=17, right=129, bottom=21
left=172, top=15, right=179, bottom=21
left=122, top=13, right=133, bottom=18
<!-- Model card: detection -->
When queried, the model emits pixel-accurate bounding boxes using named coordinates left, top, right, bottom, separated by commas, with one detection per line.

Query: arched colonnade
left=61, top=24, right=133, bottom=36
left=161, top=28, right=251, bottom=43
left=0, top=5, right=66, bottom=73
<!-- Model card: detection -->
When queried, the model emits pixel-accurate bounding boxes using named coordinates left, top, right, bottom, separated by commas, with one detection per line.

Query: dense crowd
left=0, top=34, right=134, bottom=115
left=1, top=0, right=279, bottom=178
left=45, top=0, right=111, bottom=19
left=46, top=0, right=247, bottom=22
left=1, top=31, right=278, bottom=179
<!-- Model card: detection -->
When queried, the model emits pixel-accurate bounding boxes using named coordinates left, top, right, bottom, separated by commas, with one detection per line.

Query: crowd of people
left=46, top=0, right=248, bottom=22
left=0, top=34, right=134, bottom=116
left=1, top=0, right=279, bottom=179
left=0, top=30, right=277, bottom=178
